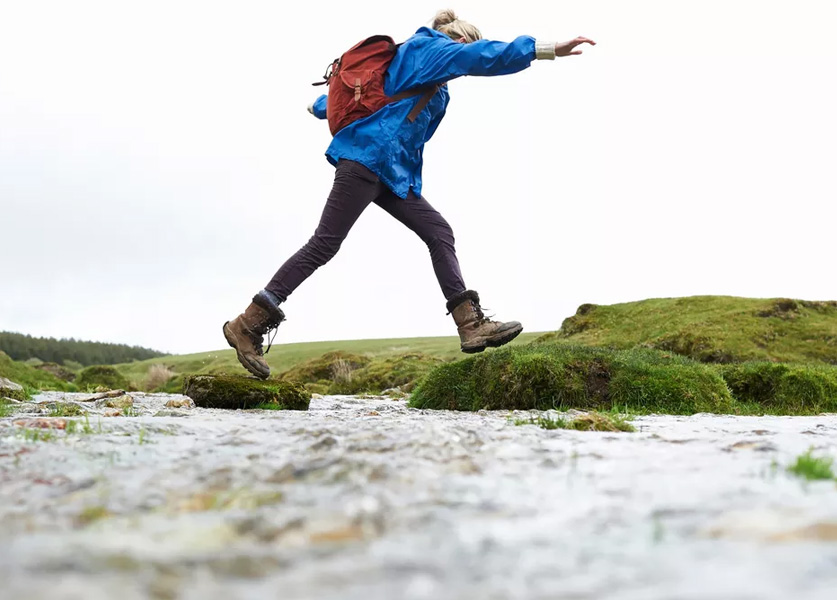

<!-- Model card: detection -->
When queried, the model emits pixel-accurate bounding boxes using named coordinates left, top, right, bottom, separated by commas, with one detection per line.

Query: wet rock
left=103, top=409, right=123, bottom=418
left=77, top=389, right=128, bottom=403
left=309, top=436, right=339, bottom=451
left=98, top=394, right=134, bottom=410
left=0, top=377, right=26, bottom=402
left=165, top=398, right=194, bottom=409
left=725, top=440, right=778, bottom=452
left=153, top=410, right=189, bottom=418
left=13, top=417, right=67, bottom=430
left=183, top=375, right=310, bottom=410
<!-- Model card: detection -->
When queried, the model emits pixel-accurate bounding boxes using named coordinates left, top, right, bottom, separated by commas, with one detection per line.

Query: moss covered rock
left=1, top=376, right=27, bottom=402
left=76, top=365, right=130, bottom=391
left=409, top=344, right=734, bottom=414
left=183, top=375, right=310, bottom=410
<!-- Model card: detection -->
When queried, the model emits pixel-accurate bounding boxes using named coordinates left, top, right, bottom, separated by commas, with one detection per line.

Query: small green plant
left=76, top=505, right=110, bottom=526
left=20, top=427, right=55, bottom=442
left=47, top=403, right=87, bottom=417
left=512, top=411, right=635, bottom=432
left=787, top=449, right=836, bottom=481
left=65, top=419, right=78, bottom=434
left=138, top=427, right=148, bottom=445
left=78, top=413, right=98, bottom=435
left=0, top=399, right=13, bottom=418
left=513, top=414, right=569, bottom=430
left=570, top=412, right=636, bottom=432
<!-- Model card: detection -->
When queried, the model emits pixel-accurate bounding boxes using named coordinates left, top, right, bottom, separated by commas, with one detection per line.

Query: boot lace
left=263, top=324, right=279, bottom=355
left=247, top=321, right=281, bottom=357
left=471, top=302, right=494, bottom=325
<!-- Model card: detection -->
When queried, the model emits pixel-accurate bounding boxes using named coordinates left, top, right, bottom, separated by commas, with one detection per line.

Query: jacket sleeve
left=386, top=34, right=536, bottom=94
left=309, top=94, right=328, bottom=120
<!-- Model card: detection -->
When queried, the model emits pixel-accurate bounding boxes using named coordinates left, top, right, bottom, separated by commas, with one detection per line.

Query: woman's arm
left=307, top=94, right=328, bottom=119
left=386, top=30, right=596, bottom=94
left=386, top=34, right=536, bottom=93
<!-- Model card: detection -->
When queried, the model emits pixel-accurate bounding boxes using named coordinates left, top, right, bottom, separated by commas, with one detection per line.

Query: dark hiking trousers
left=265, top=160, right=467, bottom=302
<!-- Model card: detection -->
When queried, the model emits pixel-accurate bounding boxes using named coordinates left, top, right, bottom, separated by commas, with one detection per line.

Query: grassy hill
left=0, top=351, right=77, bottom=398
left=112, top=332, right=545, bottom=392
left=535, top=296, right=837, bottom=365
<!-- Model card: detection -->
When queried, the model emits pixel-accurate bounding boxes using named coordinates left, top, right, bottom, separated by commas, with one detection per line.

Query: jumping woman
left=224, top=9, right=596, bottom=379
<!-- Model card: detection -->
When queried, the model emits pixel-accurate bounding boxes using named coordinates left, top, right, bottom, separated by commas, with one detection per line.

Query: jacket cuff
left=535, top=41, right=556, bottom=60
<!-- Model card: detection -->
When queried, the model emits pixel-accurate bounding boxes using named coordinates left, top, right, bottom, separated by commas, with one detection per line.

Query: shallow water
left=1, top=392, right=837, bottom=600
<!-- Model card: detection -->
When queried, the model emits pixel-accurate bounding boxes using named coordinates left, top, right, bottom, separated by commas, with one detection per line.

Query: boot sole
left=461, top=324, right=524, bottom=354
left=223, top=322, right=270, bottom=380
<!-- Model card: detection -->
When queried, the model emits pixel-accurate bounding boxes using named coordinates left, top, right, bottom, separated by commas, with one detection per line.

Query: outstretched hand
left=554, top=37, right=596, bottom=57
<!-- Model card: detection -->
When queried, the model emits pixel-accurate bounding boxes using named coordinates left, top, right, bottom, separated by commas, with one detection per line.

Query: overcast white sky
left=1, top=0, right=835, bottom=355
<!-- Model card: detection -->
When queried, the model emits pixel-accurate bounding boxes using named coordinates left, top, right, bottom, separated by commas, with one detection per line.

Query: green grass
left=278, top=350, right=445, bottom=394
left=718, top=362, right=837, bottom=415
left=787, top=449, right=836, bottom=481
left=536, top=296, right=837, bottom=365
left=513, top=413, right=569, bottom=429
left=47, top=403, right=88, bottom=417
left=514, top=411, right=635, bottom=432
left=0, top=351, right=77, bottom=398
left=410, top=344, right=735, bottom=414
left=75, top=365, right=130, bottom=391
left=0, top=398, right=13, bottom=418
left=112, top=333, right=543, bottom=391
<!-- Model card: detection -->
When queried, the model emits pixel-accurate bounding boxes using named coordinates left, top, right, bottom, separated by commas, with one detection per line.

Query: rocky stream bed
left=1, top=391, right=837, bottom=600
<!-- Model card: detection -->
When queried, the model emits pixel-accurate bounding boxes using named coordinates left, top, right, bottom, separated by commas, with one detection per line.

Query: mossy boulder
left=1, top=376, right=27, bottom=402
left=409, top=344, right=734, bottom=414
left=76, top=365, right=130, bottom=391
left=183, top=375, right=310, bottom=410
left=718, top=362, right=837, bottom=415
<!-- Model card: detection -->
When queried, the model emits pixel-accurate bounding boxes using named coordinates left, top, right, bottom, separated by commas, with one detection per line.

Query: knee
left=425, top=220, right=455, bottom=250
left=306, top=232, right=342, bottom=260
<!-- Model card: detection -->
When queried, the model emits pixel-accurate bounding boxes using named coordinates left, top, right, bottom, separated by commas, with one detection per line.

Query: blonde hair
left=431, top=9, right=482, bottom=43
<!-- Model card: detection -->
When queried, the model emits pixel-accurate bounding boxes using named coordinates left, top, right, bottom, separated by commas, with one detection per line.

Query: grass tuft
left=75, top=365, right=130, bottom=391
left=787, top=449, right=836, bottom=481
left=718, top=362, right=837, bottom=415
left=410, top=344, right=733, bottom=414
left=513, top=411, right=635, bottom=432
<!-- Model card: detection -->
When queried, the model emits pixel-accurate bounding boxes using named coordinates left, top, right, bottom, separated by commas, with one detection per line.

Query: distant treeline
left=0, top=331, right=168, bottom=366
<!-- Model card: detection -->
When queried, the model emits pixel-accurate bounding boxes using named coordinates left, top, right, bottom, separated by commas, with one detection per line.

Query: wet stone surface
left=1, top=391, right=837, bottom=600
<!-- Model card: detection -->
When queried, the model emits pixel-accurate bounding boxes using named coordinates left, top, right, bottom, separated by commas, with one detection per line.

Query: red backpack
left=314, top=35, right=439, bottom=136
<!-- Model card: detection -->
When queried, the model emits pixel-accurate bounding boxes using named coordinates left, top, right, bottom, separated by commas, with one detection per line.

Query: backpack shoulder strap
left=390, top=84, right=442, bottom=122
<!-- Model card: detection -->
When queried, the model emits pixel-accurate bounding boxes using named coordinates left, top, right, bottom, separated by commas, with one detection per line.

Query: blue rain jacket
left=311, top=27, right=537, bottom=198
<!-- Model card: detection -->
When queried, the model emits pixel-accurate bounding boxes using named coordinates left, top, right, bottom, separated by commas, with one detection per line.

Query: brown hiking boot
left=223, top=292, right=285, bottom=379
left=447, top=290, right=523, bottom=354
